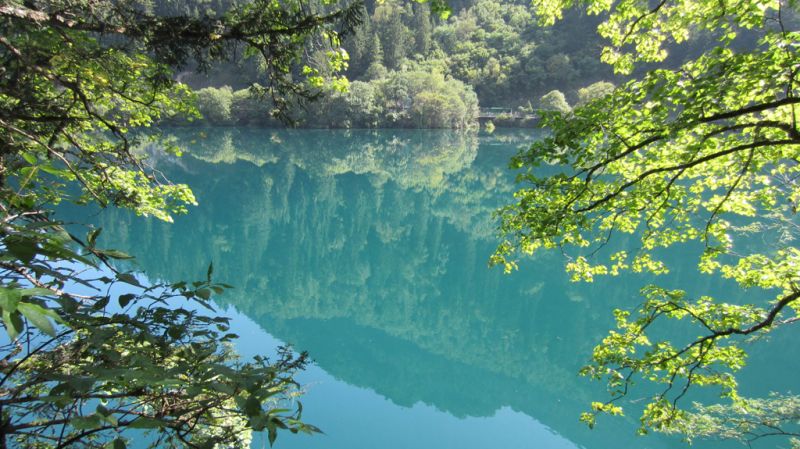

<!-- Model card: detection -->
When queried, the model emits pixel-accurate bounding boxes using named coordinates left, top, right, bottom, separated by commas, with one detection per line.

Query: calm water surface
left=71, top=128, right=797, bottom=449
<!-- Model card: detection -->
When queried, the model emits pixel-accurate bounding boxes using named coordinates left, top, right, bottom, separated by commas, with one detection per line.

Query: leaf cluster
left=0, top=0, right=364, bottom=446
left=495, top=0, right=800, bottom=443
left=0, top=214, right=317, bottom=448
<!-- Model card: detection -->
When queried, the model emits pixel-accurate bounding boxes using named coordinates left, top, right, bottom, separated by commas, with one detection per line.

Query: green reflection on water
left=68, top=128, right=795, bottom=449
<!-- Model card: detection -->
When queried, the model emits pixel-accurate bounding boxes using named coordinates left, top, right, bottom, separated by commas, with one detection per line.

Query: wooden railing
left=478, top=108, right=535, bottom=120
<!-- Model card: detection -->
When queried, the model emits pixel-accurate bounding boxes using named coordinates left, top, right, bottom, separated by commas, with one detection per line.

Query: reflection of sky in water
left=59, top=128, right=796, bottom=449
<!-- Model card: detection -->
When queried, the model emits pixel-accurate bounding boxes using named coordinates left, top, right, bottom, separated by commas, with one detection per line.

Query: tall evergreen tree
left=412, top=3, right=433, bottom=56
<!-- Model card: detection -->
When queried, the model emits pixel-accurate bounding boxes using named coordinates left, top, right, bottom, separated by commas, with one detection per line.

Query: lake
left=64, top=128, right=798, bottom=449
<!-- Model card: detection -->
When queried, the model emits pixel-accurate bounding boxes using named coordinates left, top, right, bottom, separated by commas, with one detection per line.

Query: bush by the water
left=190, top=63, right=478, bottom=129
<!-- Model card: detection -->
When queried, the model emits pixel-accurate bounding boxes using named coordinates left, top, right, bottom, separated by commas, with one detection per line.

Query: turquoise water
left=70, top=128, right=797, bottom=449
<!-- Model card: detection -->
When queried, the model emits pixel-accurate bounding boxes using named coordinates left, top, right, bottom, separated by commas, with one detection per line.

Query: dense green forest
left=173, top=0, right=629, bottom=128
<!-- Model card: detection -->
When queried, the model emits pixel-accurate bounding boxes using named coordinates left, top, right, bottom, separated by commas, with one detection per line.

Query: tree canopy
left=340, top=0, right=614, bottom=108
left=0, top=0, right=362, bottom=447
left=494, top=0, right=800, bottom=445
left=177, top=0, right=617, bottom=120
left=191, top=63, right=479, bottom=129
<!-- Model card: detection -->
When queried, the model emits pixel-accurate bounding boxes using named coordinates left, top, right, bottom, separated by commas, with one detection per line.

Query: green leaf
left=166, top=326, right=183, bottom=339
left=249, top=415, right=269, bottom=431
left=209, top=382, right=235, bottom=395
left=196, top=288, right=211, bottom=300
left=96, top=404, right=111, bottom=416
left=128, top=417, right=164, bottom=429
left=93, top=296, right=110, bottom=311
left=72, top=415, right=102, bottom=430
left=21, top=151, right=37, bottom=165
left=18, top=302, right=57, bottom=336
left=98, top=249, right=134, bottom=260
left=244, top=396, right=262, bottom=416
left=207, top=262, right=214, bottom=282
left=87, top=228, right=102, bottom=247
left=19, top=288, right=54, bottom=298
left=5, top=236, right=37, bottom=263
left=117, top=273, right=141, bottom=287
left=105, top=438, right=126, bottom=449
left=2, top=310, right=24, bottom=339
left=101, top=413, right=119, bottom=427
left=67, top=377, right=94, bottom=393
left=118, top=293, right=136, bottom=308
left=0, top=288, right=22, bottom=312
left=40, top=163, right=71, bottom=178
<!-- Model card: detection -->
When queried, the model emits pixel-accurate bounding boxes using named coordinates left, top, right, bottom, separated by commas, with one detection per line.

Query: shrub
left=195, top=86, right=233, bottom=125
left=538, top=89, right=571, bottom=114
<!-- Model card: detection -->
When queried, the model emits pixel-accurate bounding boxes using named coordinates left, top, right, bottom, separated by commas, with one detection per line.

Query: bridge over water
left=478, top=107, right=537, bottom=120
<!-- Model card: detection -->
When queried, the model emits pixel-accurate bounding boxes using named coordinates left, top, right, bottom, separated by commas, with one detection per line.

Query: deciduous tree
left=0, top=0, right=361, bottom=447
left=494, top=0, right=800, bottom=445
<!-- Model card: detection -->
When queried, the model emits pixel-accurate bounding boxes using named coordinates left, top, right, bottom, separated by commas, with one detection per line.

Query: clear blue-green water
left=66, top=128, right=798, bottom=449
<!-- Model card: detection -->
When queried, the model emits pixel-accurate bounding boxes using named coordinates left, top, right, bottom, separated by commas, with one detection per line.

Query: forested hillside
left=344, top=0, right=610, bottom=106
left=174, top=0, right=631, bottom=128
